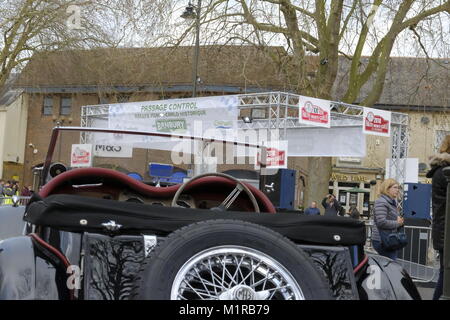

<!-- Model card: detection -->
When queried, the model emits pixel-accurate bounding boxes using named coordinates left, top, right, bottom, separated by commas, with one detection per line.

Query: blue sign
left=149, top=163, right=173, bottom=178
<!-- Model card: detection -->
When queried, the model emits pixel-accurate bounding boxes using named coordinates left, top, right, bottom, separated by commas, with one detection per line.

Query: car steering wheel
left=171, top=172, right=260, bottom=213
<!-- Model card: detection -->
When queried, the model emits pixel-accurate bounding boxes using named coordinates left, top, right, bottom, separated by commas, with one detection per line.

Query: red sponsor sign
left=364, top=112, right=389, bottom=134
left=301, top=101, right=329, bottom=124
left=257, top=147, right=286, bottom=168
left=72, top=149, right=90, bottom=164
left=71, top=144, right=93, bottom=167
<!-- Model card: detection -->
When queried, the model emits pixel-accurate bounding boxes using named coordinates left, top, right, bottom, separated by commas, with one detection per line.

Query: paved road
left=416, top=282, right=436, bottom=300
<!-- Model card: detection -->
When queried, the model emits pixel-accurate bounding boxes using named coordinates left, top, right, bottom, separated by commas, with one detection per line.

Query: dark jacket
left=349, top=207, right=360, bottom=220
left=20, top=187, right=33, bottom=197
left=426, top=153, right=450, bottom=250
left=372, top=194, right=401, bottom=242
left=321, top=197, right=344, bottom=217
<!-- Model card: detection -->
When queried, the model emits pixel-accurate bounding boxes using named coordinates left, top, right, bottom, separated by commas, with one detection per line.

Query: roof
left=15, top=46, right=293, bottom=91
left=334, top=57, right=449, bottom=108
left=15, top=46, right=449, bottom=108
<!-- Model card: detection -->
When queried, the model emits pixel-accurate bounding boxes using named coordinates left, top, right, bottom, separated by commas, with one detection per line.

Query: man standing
left=322, top=194, right=344, bottom=216
left=304, top=201, right=321, bottom=215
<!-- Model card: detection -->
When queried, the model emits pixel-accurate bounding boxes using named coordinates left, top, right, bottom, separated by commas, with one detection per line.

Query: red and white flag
left=299, top=96, right=331, bottom=128
left=363, top=107, right=391, bottom=137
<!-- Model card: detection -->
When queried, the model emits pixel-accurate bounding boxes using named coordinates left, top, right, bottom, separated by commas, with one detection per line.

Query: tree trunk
left=304, top=157, right=332, bottom=215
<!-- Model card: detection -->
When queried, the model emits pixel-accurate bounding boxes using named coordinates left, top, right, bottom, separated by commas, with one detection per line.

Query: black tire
left=132, top=219, right=332, bottom=300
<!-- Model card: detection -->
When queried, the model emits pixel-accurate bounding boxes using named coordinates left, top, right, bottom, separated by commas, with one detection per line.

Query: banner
left=299, top=96, right=331, bottom=128
left=255, top=140, right=288, bottom=169
left=71, top=144, right=93, bottom=167
left=286, top=127, right=366, bottom=157
left=385, top=158, right=418, bottom=184
left=363, top=107, right=391, bottom=137
left=107, top=95, right=239, bottom=145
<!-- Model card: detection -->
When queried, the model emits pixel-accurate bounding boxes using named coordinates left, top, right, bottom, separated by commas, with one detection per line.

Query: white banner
left=93, top=144, right=133, bottom=158
left=233, top=127, right=366, bottom=158
left=107, top=96, right=239, bottom=145
left=385, top=158, right=418, bottom=183
left=363, top=107, right=391, bottom=137
left=286, top=127, right=366, bottom=157
left=71, top=144, right=93, bottom=167
left=299, top=96, right=331, bottom=128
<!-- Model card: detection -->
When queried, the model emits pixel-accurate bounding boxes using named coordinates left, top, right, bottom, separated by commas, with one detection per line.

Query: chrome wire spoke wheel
left=171, top=246, right=305, bottom=300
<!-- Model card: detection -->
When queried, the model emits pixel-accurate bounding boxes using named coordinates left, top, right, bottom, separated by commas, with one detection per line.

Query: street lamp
left=181, top=0, right=202, bottom=98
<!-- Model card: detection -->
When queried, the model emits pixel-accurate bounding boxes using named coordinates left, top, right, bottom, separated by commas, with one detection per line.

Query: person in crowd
left=1, top=181, right=14, bottom=205
left=321, top=194, right=344, bottom=216
left=11, top=181, right=19, bottom=196
left=426, top=134, right=450, bottom=300
left=371, top=178, right=404, bottom=260
left=304, top=201, right=321, bottom=215
left=21, top=185, right=33, bottom=197
left=349, top=205, right=361, bottom=220
left=0, top=179, right=4, bottom=205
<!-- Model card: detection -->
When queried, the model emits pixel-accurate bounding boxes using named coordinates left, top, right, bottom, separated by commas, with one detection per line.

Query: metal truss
left=81, top=91, right=410, bottom=211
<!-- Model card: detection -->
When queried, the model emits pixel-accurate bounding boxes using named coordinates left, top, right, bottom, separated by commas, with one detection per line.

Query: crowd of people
left=0, top=179, right=33, bottom=204
left=303, top=194, right=360, bottom=219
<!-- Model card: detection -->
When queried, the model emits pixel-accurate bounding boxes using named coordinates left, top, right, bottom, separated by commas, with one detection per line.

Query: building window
left=60, top=96, right=72, bottom=115
left=42, top=96, right=53, bottom=115
left=117, top=94, right=131, bottom=103
left=99, top=96, right=110, bottom=105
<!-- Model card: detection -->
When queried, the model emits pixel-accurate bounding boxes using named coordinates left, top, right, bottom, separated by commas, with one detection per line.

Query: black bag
left=379, top=226, right=408, bottom=251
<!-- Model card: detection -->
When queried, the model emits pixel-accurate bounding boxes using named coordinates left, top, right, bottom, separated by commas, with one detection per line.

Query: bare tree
left=163, top=0, right=449, bottom=206
left=0, top=0, right=172, bottom=89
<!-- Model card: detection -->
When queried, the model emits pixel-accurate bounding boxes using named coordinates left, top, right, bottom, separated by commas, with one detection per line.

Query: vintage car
left=0, top=126, right=421, bottom=300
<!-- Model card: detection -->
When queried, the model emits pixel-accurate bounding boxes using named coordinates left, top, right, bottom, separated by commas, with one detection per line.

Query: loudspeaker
left=49, top=162, right=67, bottom=178
left=259, top=169, right=296, bottom=210
left=403, top=183, right=432, bottom=219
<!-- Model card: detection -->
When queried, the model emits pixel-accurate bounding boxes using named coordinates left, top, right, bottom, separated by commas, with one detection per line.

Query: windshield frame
left=41, top=126, right=266, bottom=187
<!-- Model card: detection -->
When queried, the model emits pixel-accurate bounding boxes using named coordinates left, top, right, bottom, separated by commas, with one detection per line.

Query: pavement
left=416, top=282, right=436, bottom=300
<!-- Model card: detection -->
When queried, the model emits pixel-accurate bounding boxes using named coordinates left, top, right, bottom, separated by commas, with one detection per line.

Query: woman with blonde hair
left=426, top=135, right=450, bottom=299
left=371, top=178, right=404, bottom=260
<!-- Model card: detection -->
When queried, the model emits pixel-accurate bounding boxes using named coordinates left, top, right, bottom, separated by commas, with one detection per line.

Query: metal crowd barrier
left=364, top=220, right=439, bottom=283
left=0, top=196, right=31, bottom=206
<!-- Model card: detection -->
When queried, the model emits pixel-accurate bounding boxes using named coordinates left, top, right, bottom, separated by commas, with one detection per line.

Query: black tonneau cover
left=24, top=194, right=366, bottom=246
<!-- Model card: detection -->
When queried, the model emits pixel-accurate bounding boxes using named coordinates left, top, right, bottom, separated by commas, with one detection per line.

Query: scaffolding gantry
left=81, top=91, right=410, bottom=211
